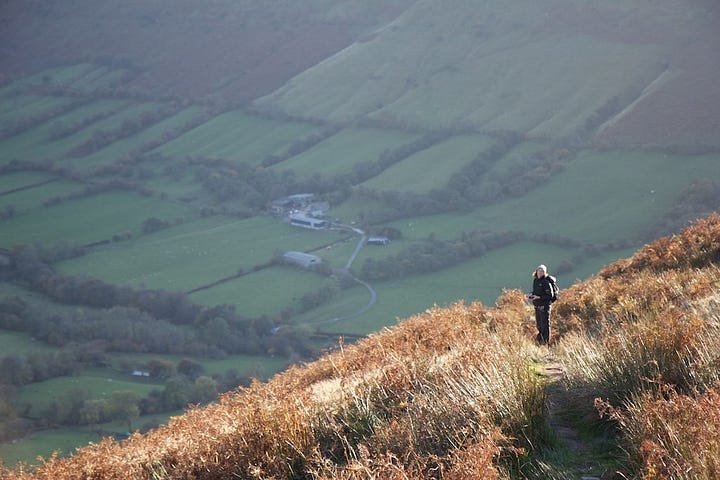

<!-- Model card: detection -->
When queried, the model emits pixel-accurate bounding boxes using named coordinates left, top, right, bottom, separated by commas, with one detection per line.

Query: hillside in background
left=255, top=0, right=720, bottom=149
left=0, top=0, right=414, bottom=103
left=2, top=0, right=719, bottom=149
left=2, top=216, right=719, bottom=479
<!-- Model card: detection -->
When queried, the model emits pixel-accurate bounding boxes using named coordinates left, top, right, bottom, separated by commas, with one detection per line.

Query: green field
left=0, top=95, right=79, bottom=127
left=106, top=351, right=288, bottom=379
left=375, top=35, right=664, bottom=135
left=312, top=240, right=635, bottom=336
left=14, top=375, right=161, bottom=419
left=359, top=134, right=495, bottom=192
left=152, top=110, right=320, bottom=166
left=272, top=127, right=419, bottom=177
left=254, top=3, right=666, bottom=137
left=0, top=101, right=162, bottom=164
left=67, top=106, right=206, bottom=172
left=0, top=99, right=130, bottom=163
left=0, top=179, right=85, bottom=213
left=190, top=266, right=338, bottom=318
left=486, top=150, right=720, bottom=242
left=57, top=216, right=344, bottom=291
left=66, top=65, right=131, bottom=93
left=0, top=331, right=55, bottom=356
left=0, top=190, right=190, bottom=248
left=10, top=63, right=99, bottom=90
left=330, top=241, right=574, bottom=335
left=0, top=410, right=183, bottom=468
left=0, top=172, right=56, bottom=193
left=375, top=150, right=720, bottom=245
left=0, top=429, right=101, bottom=467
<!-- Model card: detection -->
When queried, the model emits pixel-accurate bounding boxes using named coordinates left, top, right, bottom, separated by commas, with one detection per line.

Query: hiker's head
left=534, top=264, right=547, bottom=278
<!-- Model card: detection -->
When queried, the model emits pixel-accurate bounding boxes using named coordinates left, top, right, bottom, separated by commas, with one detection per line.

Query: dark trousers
left=534, top=304, right=550, bottom=344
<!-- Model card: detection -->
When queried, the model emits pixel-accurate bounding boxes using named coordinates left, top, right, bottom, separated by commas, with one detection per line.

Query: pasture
left=67, top=106, right=206, bottom=172
left=0, top=172, right=55, bottom=193
left=10, top=63, right=99, bottom=90
left=290, top=284, right=372, bottom=333
left=106, top=352, right=289, bottom=380
left=255, top=2, right=668, bottom=139
left=358, top=134, right=495, bottom=193
left=151, top=110, right=319, bottom=166
left=0, top=99, right=130, bottom=163
left=470, top=149, right=720, bottom=243
left=316, top=240, right=631, bottom=337
left=272, top=127, right=419, bottom=177
left=0, top=190, right=190, bottom=248
left=374, top=150, right=720, bottom=245
left=0, top=101, right=160, bottom=163
left=57, top=216, right=343, bottom=291
left=0, top=179, right=84, bottom=213
left=310, top=241, right=573, bottom=335
left=0, top=430, right=99, bottom=468
left=13, top=375, right=161, bottom=419
left=0, top=411, right=182, bottom=468
left=0, top=331, right=55, bottom=357
left=378, top=35, right=665, bottom=136
left=65, top=66, right=132, bottom=93
left=0, top=95, right=79, bottom=128
left=189, top=266, right=338, bottom=318
left=307, top=237, right=358, bottom=267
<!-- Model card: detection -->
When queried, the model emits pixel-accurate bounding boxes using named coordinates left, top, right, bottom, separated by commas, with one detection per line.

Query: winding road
left=294, top=224, right=378, bottom=330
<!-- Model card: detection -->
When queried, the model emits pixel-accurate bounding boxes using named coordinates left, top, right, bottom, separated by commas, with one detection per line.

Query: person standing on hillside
left=528, top=264, right=554, bottom=345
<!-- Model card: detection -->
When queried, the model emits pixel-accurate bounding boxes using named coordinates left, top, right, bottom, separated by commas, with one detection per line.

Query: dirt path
left=539, top=361, right=619, bottom=480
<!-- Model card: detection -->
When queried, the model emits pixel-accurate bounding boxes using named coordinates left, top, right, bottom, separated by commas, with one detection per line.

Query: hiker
left=528, top=264, right=554, bottom=344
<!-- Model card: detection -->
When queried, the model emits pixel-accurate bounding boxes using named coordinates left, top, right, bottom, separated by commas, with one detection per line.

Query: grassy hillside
left=2, top=215, right=718, bottom=479
left=2, top=1, right=718, bottom=148
left=253, top=0, right=720, bottom=149
left=0, top=0, right=414, bottom=102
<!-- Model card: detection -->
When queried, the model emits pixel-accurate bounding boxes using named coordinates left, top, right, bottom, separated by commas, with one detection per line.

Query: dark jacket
left=532, top=276, right=553, bottom=306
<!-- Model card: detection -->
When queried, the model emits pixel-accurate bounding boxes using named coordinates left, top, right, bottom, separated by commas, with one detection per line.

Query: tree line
left=359, top=229, right=634, bottom=282
left=643, top=179, right=720, bottom=241
left=5, top=245, right=317, bottom=359
left=354, top=137, right=575, bottom=225
left=0, top=97, right=93, bottom=140
left=0, top=352, right=228, bottom=433
left=360, top=230, right=525, bottom=281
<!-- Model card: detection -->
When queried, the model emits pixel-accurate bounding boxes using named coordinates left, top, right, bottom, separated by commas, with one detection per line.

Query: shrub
left=597, top=385, right=720, bottom=480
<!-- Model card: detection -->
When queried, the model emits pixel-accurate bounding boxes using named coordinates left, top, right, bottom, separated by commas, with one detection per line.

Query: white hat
left=536, top=264, right=547, bottom=273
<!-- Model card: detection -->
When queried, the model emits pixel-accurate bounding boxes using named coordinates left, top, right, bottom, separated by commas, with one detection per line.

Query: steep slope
left=254, top=0, right=720, bottom=148
left=3, top=214, right=719, bottom=479
left=0, top=0, right=414, bottom=103
left=2, top=1, right=718, bottom=148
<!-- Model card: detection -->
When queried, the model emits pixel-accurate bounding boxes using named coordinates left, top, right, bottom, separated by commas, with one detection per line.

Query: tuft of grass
left=598, top=385, right=720, bottom=480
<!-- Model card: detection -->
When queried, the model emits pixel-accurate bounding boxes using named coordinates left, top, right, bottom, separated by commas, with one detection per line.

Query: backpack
left=547, top=275, right=559, bottom=303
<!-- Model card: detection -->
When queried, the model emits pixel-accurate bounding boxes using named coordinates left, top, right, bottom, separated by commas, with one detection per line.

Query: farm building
left=270, top=193, right=316, bottom=214
left=289, top=214, right=327, bottom=229
left=282, top=251, right=322, bottom=269
left=287, top=193, right=315, bottom=202
left=367, top=236, right=390, bottom=246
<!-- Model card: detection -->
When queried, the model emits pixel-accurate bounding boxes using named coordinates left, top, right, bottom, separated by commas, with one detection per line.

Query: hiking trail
left=539, top=360, right=625, bottom=480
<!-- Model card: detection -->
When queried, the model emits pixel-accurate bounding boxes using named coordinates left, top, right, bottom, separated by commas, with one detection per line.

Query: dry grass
left=0, top=301, right=543, bottom=479
left=555, top=215, right=720, bottom=478
left=597, top=385, right=720, bottom=480
left=2, top=214, right=720, bottom=479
